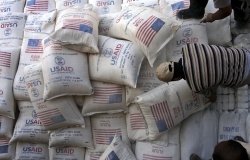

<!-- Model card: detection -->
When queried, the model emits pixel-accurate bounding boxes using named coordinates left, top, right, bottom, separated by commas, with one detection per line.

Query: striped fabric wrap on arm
left=182, top=43, right=247, bottom=92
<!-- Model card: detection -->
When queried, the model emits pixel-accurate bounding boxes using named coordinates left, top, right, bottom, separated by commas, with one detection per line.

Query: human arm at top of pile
left=200, top=5, right=232, bottom=23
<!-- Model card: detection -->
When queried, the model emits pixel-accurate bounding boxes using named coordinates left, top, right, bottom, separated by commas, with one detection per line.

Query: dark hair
left=212, top=140, right=249, bottom=160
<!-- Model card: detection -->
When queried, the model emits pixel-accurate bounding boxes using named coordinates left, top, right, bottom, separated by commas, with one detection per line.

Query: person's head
left=212, top=140, right=249, bottom=160
left=156, top=61, right=175, bottom=82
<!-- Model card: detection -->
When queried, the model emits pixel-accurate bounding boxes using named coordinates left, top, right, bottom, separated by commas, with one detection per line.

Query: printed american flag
left=171, top=0, right=190, bottom=15
left=0, top=138, right=9, bottom=154
left=0, top=52, right=11, bottom=68
left=25, top=39, right=43, bottom=54
left=143, top=154, right=172, bottom=160
left=150, top=101, right=174, bottom=132
left=93, top=129, right=122, bottom=145
left=136, top=16, right=165, bottom=47
left=105, top=151, right=119, bottom=160
left=93, top=86, right=123, bottom=104
left=90, top=153, right=102, bottom=160
left=26, top=0, right=48, bottom=12
left=37, top=108, right=65, bottom=126
left=130, top=113, right=146, bottom=130
left=62, top=19, right=93, bottom=33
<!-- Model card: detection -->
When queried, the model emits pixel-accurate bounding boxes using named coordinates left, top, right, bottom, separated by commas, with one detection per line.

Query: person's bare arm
left=200, top=5, right=232, bottom=23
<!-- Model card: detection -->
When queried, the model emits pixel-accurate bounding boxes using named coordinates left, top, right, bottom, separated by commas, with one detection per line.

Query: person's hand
left=200, top=13, right=215, bottom=23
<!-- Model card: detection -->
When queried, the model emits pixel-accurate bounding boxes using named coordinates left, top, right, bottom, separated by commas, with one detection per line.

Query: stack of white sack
left=13, top=33, right=48, bottom=101
left=10, top=101, right=50, bottom=159
left=0, top=1, right=27, bottom=159
left=24, top=63, right=85, bottom=130
left=135, top=79, right=211, bottom=140
left=5, top=0, right=248, bottom=159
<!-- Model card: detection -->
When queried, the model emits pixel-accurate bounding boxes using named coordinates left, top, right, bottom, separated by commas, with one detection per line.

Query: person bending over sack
left=156, top=43, right=250, bottom=101
left=190, top=136, right=250, bottom=160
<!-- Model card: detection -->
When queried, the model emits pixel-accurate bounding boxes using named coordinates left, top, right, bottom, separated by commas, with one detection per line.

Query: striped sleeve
left=182, top=43, right=249, bottom=92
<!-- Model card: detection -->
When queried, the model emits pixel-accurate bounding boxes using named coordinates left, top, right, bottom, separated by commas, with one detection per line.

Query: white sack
left=15, top=142, right=49, bottom=160
left=0, top=12, right=26, bottom=47
left=180, top=111, right=203, bottom=160
left=13, top=33, right=48, bottom=101
left=24, top=10, right=56, bottom=35
left=123, top=0, right=159, bottom=8
left=159, top=0, right=190, bottom=16
left=205, top=0, right=232, bottom=46
left=246, top=113, right=250, bottom=143
left=24, top=63, right=85, bottom=130
left=0, top=138, right=15, bottom=160
left=49, top=7, right=99, bottom=53
left=218, top=110, right=248, bottom=142
left=181, top=107, right=219, bottom=160
left=84, top=149, right=103, bottom=160
left=0, top=0, right=25, bottom=13
left=135, top=126, right=180, bottom=160
left=24, top=0, right=56, bottom=14
left=99, top=13, right=119, bottom=35
left=0, top=116, right=14, bottom=139
left=49, top=117, right=94, bottom=148
left=108, top=5, right=180, bottom=66
left=135, top=141, right=179, bottom=160
left=126, top=103, right=148, bottom=141
left=82, top=81, right=126, bottom=116
left=215, top=86, right=236, bottom=111
left=135, top=80, right=210, bottom=140
left=49, top=147, right=85, bottom=160
left=42, top=38, right=93, bottom=100
left=233, top=33, right=250, bottom=49
left=99, top=135, right=136, bottom=160
left=91, top=113, right=130, bottom=152
left=199, top=107, right=219, bottom=159
left=0, top=47, right=20, bottom=118
left=89, top=35, right=144, bottom=88
left=10, top=101, right=49, bottom=144
left=89, top=0, right=122, bottom=15
left=126, top=58, right=164, bottom=105
left=236, top=85, right=249, bottom=110
left=164, top=19, right=208, bottom=61
left=55, top=0, right=88, bottom=11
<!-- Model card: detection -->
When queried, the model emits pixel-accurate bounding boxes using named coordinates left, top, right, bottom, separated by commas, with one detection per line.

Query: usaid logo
left=31, top=88, right=39, bottom=97
left=183, top=28, right=192, bottom=37
left=122, top=12, right=132, bottom=20
left=55, top=56, right=65, bottom=66
left=102, top=6, right=110, bottom=14
left=103, top=48, right=113, bottom=58
left=4, top=28, right=11, bottom=36
left=32, top=110, right=38, bottom=119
